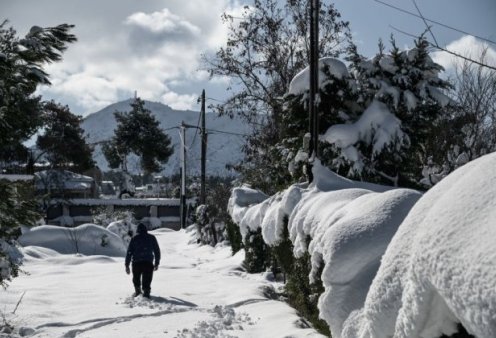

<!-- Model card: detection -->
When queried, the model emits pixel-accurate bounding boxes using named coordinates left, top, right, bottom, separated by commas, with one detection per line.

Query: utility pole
left=180, top=122, right=187, bottom=229
left=200, top=89, right=207, bottom=205
left=308, top=0, right=319, bottom=183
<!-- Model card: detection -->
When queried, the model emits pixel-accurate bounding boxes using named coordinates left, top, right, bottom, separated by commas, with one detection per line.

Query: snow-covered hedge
left=229, top=153, right=496, bottom=337
left=228, top=161, right=420, bottom=336
left=342, top=152, right=496, bottom=338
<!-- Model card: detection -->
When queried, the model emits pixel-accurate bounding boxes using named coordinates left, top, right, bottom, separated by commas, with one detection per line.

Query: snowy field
left=1, top=228, right=323, bottom=338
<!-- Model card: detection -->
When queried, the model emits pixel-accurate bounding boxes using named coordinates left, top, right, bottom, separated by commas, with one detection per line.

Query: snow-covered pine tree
left=282, top=57, right=358, bottom=181
left=323, top=36, right=452, bottom=188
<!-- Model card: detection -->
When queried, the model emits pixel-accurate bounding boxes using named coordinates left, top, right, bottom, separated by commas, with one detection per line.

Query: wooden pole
left=180, top=122, right=187, bottom=228
left=200, top=90, right=207, bottom=205
left=308, top=0, right=319, bottom=183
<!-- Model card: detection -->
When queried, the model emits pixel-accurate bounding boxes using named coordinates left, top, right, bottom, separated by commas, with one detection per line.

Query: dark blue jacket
left=125, top=224, right=161, bottom=267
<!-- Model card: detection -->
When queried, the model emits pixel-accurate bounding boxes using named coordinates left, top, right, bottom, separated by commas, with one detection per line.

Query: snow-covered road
left=1, top=228, right=324, bottom=338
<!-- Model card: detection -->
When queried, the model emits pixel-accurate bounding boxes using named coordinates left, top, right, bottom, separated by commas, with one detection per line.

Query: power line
left=390, top=25, right=496, bottom=71
left=412, top=0, right=438, bottom=47
left=189, top=111, right=201, bottom=148
left=206, top=128, right=250, bottom=137
left=374, top=0, right=496, bottom=46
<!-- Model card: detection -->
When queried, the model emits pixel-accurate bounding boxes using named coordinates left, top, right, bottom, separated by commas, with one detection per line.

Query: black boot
left=133, top=287, right=142, bottom=297
left=143, top=289, right=150, bottom=298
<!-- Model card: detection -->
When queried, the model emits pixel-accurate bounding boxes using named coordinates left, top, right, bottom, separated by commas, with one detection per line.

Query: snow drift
left=342, top=152, right=496, bottom=338
left=18, top=224, right=127, bottom=257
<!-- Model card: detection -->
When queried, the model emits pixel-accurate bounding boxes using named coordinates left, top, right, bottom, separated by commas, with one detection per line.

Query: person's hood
left=137, top=223, right=148, bottom=234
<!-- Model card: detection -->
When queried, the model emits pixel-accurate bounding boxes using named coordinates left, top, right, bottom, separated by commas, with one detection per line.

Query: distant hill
left=81, top=99, right=251, bottom=176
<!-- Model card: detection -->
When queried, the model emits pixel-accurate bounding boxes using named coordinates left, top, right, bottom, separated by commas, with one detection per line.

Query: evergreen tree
left=323, top=36, right=452, bottom=188
left=0, top=180, right=40, bottom=287
left=0, top=21, right=75, bottom=285
left=281, top=57, right=359, bottom=183
left=103, top=98, right=173, bottom=174
left=203, top=0, right=350, bottom=194
left=0, top=21, right=76, bottom=157
left=36, top=101, right=95, bottom=172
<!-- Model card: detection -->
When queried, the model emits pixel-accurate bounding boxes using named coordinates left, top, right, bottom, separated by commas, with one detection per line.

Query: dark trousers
left=132, top=261, right=154, bottom=293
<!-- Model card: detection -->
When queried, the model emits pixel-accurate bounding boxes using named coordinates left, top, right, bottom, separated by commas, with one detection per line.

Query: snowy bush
left=194, top=178, right=235, bottom=247
left=224, top=219, right=242, bottom=254
left=92, top=207, right=135, bottom=228
left=242, top=229, right=270, bottom=273
left=228, top=161, right=420, bottom=337
left=106, top=220, right=136, bottom=246
left=341, top=152, right=496, bottom=338
left=18, top=224, right=127, bottom=257
left=91, top=207, right=136, bottom=244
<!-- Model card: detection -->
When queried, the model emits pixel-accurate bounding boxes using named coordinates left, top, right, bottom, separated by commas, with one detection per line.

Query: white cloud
left=432, top=35, right=496, bottom=71
left=161, top=91, right=198, bottom=110
left=126, top=8, right=201, bottom=36
left=31, top=0, right=243, bottom=116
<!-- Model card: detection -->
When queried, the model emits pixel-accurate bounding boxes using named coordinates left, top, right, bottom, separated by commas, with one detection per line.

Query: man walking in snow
left=125, top=223, right=161, bottom=298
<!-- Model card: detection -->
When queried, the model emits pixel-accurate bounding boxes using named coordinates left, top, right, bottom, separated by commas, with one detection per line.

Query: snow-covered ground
left=1, top=228, right=324, bottom=338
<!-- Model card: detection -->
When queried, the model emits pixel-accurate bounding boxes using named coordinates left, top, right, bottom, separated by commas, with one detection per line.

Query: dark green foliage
left=195, top=177, right=236, bottom=246
left=0, top=180, right=40, bottom=286
left=36, top=101, right=95, bottom=172
left=102, top=141, right=124, bottom=170
left=0, top=21, right=76, bottom=153
left=242, top=229, right=270, bottom=273
left=225, top=219, right=243, bottom=254
left=271, top=221, right=330, bottom=336
left=341, top=36, right=453, bottom=188
left=271, top=218, right=294, bottom=277
left=0, top=20, right=74, bottom=287
left=281, top=63, right=359, bottom=182
left=103, top=98, right=173, bottom=174
left=286, top=253, right=330, bottom=336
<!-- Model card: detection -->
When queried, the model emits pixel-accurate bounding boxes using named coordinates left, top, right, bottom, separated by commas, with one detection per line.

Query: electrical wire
left=373, top=0, right=496, bottom=46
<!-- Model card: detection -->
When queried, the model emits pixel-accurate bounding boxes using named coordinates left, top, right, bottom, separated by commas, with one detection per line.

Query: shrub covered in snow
left=194, top=204, right=225, bottom=246
left=92, top=207, right=136, bottom=228
left=228, top=161, right=420, bottom=336
left=341, top=152, right=496, bottom=338
left=282, top=36, right=452, bottom=189
left=229, top=152, right=496, bottom=338
left=18, top=224, right=127, bottom=257
left=92, top=207, right=137, bottom=244
left=224, top=218, right=243, bottom=254
left=194, top=178, right=236, bottom=247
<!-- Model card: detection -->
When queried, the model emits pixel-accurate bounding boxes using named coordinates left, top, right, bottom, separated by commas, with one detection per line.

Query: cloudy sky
left=2, top=0, right=495, bottom=116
